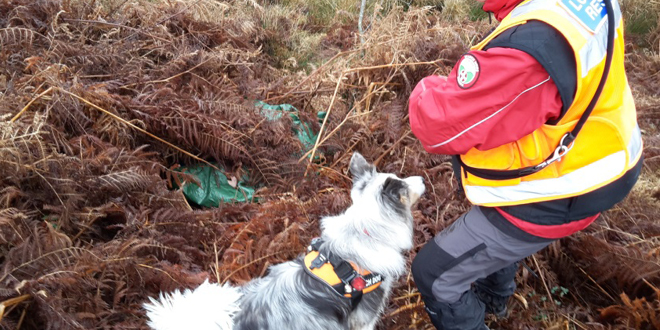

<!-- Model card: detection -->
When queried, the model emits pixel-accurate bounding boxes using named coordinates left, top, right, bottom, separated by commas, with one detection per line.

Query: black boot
left=472, top=262, right=518, bottom=318
left=472, top=284, right=508, bottom=318
left=422, top=290, right=490, bottom=330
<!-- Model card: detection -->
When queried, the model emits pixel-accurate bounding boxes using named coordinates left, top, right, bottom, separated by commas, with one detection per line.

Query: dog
left=144, top=152, right=426, bottom=330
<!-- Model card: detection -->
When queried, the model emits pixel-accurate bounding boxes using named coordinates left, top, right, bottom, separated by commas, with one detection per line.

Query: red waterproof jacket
left=409, top=0, right=562, bottom=155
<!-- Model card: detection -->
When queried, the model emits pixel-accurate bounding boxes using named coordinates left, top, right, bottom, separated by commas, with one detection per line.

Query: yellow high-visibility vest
left=460, top=0, right=642, bottom=207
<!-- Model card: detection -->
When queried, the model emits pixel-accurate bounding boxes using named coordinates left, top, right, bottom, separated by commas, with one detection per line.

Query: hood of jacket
left=482, top=0, right=525, bottom=21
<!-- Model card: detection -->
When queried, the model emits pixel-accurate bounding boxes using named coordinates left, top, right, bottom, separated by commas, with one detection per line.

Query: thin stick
left=344, top=59, right=444, bottom=73
left=374, top=130, right=411, bottom=166
left=301, top=111, right=373, bottom=164
left=385, top=301, right=424, bottom=317
left=359, top=0, right=367, bottom=44
left=559, top=313, right=588, bottom=330
left=264, top=51, right=347, bottom=103
left=137, top=264, right=180, bottom=284
left=15, top=305, right=27, bottom=330
left=222, top=251, right=291, bottom=283
left=214, top=242, right=221, bottom=284
left=303, top=71, right=346, bottom=176
left=57, top=88, right=224, bottom=173
left=62, top=19, right=170, bottom=42
left=300, top=59, right=444, bottom=173
left=120, top=58, right=212, bottom=88
left=0, top=294, right=31, bottom=323
left=11, top=87, right=53, bottom=122
left=575, top=264, right=616, bottom=301
left=532, top=255, right=555, bottom=305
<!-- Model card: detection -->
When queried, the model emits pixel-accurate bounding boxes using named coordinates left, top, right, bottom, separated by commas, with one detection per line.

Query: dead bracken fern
left=0, top=0, right=658, bottom=329
left=0, top=27, right=46, bottom=47
left=601, top=289, right=660, bottom=329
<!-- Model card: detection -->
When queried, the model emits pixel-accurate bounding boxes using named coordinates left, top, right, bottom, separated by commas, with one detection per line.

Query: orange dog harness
left=302, top=238, right=383, bottom=307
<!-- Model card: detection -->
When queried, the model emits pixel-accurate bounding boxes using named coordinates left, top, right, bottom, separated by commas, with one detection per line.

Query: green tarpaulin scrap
left=181, top=164, right=255, bottom=207
left=255, top=101, right=326, bottom=151
left=179, top=102, right=324, bottom=207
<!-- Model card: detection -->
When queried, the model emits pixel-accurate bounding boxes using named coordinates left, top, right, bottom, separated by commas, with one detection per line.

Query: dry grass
left=621, top=0, right=660, bottom=50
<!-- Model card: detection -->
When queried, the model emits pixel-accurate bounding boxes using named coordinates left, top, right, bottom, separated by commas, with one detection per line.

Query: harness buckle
left=310, top=253, right=327, bottom=269
left=308, top=237, right=323, bottom=252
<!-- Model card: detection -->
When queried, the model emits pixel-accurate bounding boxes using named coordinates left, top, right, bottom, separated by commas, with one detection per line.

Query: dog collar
left=303, top=238, right=383, bottom=306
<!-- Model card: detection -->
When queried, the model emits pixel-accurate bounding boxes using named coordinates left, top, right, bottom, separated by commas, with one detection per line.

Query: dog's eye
left=381, top=178, right=408, bottom=208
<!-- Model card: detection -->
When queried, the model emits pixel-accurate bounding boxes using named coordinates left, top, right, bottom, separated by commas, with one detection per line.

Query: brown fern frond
left=89, top=168, right=160, bottom=194
left=0, top=27, right=44, bottom=47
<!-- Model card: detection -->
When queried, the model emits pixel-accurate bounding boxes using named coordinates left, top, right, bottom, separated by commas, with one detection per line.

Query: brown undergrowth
left=0, top=0, right=659, bottom=329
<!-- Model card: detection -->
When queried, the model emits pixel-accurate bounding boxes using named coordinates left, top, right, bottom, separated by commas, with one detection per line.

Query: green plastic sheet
left=181, top=164, right=255, bottom=207
left=179, top=102, right=324, bottom=207
left=256, top=101, right=326, bottom=152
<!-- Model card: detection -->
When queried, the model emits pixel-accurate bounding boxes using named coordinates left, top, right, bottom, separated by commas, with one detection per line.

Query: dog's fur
left=144, top=152, right=425, bottom=330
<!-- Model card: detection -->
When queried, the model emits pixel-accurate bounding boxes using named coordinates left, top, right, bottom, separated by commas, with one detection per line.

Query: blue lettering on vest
left=560, top=0, right=607, bottom=33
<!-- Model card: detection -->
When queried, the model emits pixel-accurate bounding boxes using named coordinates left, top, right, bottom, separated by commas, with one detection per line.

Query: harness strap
left=303, top=238, right=384, bottom=310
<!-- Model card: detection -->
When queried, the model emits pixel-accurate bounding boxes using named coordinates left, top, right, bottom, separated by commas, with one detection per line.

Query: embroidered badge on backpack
left=457, top=54, right=480, bottom=89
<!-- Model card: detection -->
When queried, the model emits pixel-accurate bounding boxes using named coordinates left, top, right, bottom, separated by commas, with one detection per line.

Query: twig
left=11, top=87, right=53, bottom=122
left=393, top=292, right=420, bottom=301
left=120, top=57, right=212, bottom=88
left=16, top=305, right=27, bottom=330
left=559, top=313, right=588, bottom=330
left=56, top=88, right=225, bottom=174
left=221, top=251, right=291, bottom=283
left=62, top=19, right=171, bottom=42
left=301, top=111, right=373, bottom=164
left=385, top=301, right=424, bottom=317
left=263, top=51, right=348, bottom=103
left=364, top=82, right=401, bottom=113
left=559, top=250, right=616, bottom=302
left=303, top=70, right=346, bottom=176
left=374, top=130, right=412, bottom=166
left=214, top=242, right=221, bottom=284
left=300, top=59, right=445, bottom=173
left=532, top=255, right=555, bottom=305
left=344, top=59, right=444, bottom=73
left=0, top=294, right=31, bottom=324
left=138, top=264, right=180, bottom=285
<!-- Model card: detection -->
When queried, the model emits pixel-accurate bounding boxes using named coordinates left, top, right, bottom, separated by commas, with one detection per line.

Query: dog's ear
left=381, top=177, right=409, bottom=209
left=349, top=152, right=375, bottom=180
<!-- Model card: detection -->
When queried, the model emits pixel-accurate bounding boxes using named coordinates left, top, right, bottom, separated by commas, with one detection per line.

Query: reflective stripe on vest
left=465, top=126, right=642, bottom=205
left=460, top=0, right=642, bottom=207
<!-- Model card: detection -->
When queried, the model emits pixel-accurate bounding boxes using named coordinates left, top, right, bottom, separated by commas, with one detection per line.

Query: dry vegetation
left=0, top=0, right=659, bottom=329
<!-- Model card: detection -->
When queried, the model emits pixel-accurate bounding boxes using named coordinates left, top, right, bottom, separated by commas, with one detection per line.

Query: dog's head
left=349, top=152, right=425, bottom=211
left=344, top=152, right=425, bottom=249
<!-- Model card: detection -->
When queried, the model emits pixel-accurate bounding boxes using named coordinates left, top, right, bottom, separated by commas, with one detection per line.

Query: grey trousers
left=412, top=206, right=553, bottom=330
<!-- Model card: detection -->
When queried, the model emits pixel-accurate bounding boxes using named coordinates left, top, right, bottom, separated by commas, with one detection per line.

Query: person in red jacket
left=409, top=0, right=642, bottom=329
